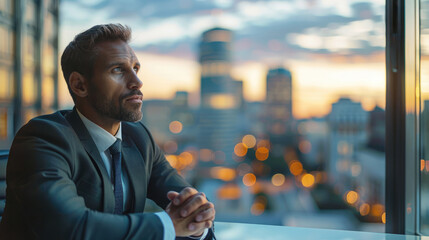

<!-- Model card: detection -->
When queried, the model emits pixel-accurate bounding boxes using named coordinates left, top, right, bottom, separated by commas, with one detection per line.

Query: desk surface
left=215, top=222, right=429, bottom=240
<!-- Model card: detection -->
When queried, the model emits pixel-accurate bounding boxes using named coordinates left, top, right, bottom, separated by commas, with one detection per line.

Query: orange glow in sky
left=58, top=51, right=385, bottom=120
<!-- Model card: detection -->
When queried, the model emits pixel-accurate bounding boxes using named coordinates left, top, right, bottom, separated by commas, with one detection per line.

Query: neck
left=76, top=103, right=120, bottom=136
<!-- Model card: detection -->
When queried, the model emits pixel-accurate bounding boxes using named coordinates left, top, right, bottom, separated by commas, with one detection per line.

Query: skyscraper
left=327, top=98, right=369, bottom=191
left=198, top=27, right=240, bottom=166
left=265, top=67, right=293, bottom=139
left=0, top=0, right=60, bottom=148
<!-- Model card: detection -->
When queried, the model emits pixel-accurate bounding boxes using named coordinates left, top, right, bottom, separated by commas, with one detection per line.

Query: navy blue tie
left=109, top=139, right=123, bottom=214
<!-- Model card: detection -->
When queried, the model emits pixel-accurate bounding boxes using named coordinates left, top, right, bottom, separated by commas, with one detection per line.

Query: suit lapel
left=65, top=108, right=116, bottom=212
left=122, top=125, right=147, bottom=212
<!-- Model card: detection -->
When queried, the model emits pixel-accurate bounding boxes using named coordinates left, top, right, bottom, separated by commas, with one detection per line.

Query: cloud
left=61, top=0, right=385, bottom=63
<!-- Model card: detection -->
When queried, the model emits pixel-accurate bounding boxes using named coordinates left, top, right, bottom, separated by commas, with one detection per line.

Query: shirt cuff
left=155, top=211, right=175, bottom=240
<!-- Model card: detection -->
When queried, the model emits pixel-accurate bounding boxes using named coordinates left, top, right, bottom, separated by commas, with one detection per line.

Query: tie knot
left=109, top=139, right=122, bottom=155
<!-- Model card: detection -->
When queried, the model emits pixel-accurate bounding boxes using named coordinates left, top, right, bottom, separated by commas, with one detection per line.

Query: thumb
left=167, top=191, right=179, bottom=201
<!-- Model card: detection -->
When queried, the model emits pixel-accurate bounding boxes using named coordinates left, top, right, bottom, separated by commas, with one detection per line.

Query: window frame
left=386, top=0, right=421, bottom=235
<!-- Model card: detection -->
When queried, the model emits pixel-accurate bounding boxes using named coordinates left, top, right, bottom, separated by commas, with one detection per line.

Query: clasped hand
left=165, top=187, right=215, bottom=237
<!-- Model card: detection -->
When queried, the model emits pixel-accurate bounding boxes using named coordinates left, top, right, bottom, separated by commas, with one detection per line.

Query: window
left=61, top=0, right=387, bottom=233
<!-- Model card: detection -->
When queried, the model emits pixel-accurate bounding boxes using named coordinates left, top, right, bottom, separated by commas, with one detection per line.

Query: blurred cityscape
left=0, top=0, right=387, bottom=233
left=142, top=27, right=386, bottom=232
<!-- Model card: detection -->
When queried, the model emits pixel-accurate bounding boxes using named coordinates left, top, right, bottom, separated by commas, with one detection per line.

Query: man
left=0, top=24, right=215, bottom=239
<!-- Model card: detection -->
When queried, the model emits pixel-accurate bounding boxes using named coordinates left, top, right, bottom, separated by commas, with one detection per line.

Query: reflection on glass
left=421, top=0, right=429, bottom=235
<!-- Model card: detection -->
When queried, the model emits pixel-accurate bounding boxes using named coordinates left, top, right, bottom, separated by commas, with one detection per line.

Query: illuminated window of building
left=0, top=67, right=9, bottom=100
left=0, top=108, right=7, bottom=140
left=208, top=94, right=236, bottom=109
left=0, top=25, right=7, bottom=55
left=42, top=77, right=54, bottom=109
left=22, top=72, right=36, bottom=105
left=43, top=44, right=54, bottom=75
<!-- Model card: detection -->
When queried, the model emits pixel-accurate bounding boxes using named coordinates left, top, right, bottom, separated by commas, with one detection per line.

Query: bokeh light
left=301, top=173, right=315, bottom=188
left=217, top=183, right=242, bottom=200
left=271, top=173, right=286, bottom=186
left=255, top=147, right=269, bottom=161
left=289, top=160, right=303, bottom=176
left=251, top=202, right=265, bottom=215
left=242, top=134, right=256, bottom=148
left=169, top=121, right=183, bottom=134
left=243, top=173, right=256, bottom=186
left=179, top=152, right=193, bottom=166
left=210, top=167, right=236, bottom=181
left=234, top=143, right=248, bottom=157
left=359, top=203, right=370, bottom=216
left=371, top=203, right=384, bottom=217
left=345, top=191, right=359, bottom=205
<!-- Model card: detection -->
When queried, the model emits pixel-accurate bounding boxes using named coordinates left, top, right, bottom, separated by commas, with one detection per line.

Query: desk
left=215, top=222, right=429, bottom=240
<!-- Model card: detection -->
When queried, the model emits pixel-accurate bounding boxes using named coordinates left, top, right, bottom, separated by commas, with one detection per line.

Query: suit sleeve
left=5, top=119, right=165, bottom=240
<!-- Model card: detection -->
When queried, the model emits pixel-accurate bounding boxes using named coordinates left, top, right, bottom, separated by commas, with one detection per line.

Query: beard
left=88, top=85, right=143, bottom=122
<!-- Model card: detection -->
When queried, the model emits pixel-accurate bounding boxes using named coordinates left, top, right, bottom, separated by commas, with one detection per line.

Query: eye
left=133, top=66, right=139, bottom=73
left=112, top=67, right=123, bottom=73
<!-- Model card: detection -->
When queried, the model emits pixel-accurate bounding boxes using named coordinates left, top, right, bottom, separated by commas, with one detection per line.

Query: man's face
left=87, top=40, right=143, bottom=122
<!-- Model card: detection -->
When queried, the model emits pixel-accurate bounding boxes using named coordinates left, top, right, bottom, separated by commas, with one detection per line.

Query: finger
left=188, top=220, right=212, bottom=233
left=195, top=203, right=215, bottom=222
left=174, top=187, right=198, bottom=206
left=167, top=191, right=179, bottom=201
left=180, top=192, right=207, bottom=217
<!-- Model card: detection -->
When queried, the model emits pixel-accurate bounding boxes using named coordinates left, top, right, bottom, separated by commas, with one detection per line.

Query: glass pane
left=61, top=0, right=386, bottom=232
left=420, top=0, right=429, bottom=235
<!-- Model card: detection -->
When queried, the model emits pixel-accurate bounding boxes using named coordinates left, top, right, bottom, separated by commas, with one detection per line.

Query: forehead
left=94, top=40, right=138, bottom=65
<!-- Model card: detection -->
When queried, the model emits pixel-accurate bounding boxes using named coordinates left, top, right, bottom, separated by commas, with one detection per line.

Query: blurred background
left=0, top=0, right=387, bottom=233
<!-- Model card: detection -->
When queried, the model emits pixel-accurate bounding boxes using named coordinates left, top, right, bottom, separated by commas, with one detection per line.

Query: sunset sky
left=59, top=0, right=386, bottom=119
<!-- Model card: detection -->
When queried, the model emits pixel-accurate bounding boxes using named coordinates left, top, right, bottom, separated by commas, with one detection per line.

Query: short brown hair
left=60, top=23, right=132, bottom=101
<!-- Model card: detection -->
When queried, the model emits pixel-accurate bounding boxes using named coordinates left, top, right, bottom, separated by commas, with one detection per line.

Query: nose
left=127, top=71, right=143, bottom=90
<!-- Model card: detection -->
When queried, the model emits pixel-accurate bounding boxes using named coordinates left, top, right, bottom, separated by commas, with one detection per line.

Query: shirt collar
left=76, top=109, right=122, bottom=153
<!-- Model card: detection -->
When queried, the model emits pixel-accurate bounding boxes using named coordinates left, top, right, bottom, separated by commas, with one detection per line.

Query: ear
left=69, top=72, right=88, bottom=98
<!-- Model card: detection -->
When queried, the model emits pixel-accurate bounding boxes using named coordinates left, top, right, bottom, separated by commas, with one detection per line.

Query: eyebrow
left=105, top=61, right=140, bottom=70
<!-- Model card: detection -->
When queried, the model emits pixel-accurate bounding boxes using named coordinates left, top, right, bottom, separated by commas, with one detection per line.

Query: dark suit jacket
left=0, top=109, right=214, bottom=240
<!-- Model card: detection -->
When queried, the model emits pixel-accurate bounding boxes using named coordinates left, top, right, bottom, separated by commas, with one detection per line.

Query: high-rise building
left=265, top=67, right=293, bottom=142
left=198, top=27, right=240, bottom=166
left=0, top=0, right=60, bottom=148
left=327, top=98, right=369, bottom=192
